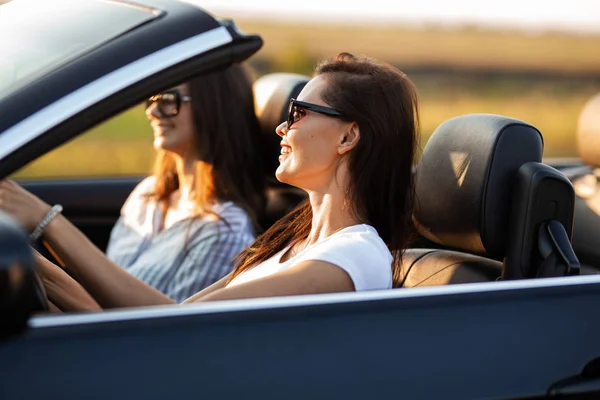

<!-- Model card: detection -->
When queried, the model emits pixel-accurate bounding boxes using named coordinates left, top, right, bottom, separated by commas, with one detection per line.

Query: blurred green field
left=13, top=21, right=600, bottom=179
left=236, top=19, right=600, bottom=75
left=416, top=80, right=598, bottom=157
left=14, top=105, right=155, bottom=179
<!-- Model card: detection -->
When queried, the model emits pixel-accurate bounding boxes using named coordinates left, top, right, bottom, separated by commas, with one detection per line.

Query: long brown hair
left=230, top=53, right=419, bottom=286
left=150, top=64, right=266, bottom=230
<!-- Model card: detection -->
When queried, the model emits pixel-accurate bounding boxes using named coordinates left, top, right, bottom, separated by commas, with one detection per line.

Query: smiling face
left=275, top=75, right=357, bottom=191
left=146, top=84, right=197, bottom=157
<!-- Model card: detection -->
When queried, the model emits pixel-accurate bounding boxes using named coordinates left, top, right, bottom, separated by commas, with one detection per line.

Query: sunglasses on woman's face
left=146, top=90, right=192, bottom=118
left=287, top=98, right=342, bottom=130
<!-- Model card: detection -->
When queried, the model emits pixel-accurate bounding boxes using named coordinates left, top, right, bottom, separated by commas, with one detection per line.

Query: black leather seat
left=400, top=114, right=545, bottom=287
left=253, top=73, right=310, bottom=229
left=569, top=93, right=600, bottom=271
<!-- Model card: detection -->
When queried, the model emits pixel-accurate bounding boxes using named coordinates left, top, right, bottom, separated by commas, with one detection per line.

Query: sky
left=187, top=0, right=600, bottom=34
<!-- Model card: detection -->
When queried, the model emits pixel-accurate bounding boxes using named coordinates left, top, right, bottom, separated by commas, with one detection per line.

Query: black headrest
left=578, top=93, right=600, bottom=168
left=413, top=114, right=543, bottom=258
left=253, top=73, right=310, bottom=179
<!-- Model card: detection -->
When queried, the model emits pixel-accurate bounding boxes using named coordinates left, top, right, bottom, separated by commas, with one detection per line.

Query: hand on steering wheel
left=33, top=250, right=102, bottom=313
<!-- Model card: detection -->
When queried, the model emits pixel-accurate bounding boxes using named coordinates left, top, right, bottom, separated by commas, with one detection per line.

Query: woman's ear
left=338, top=122, right=360, bottom=155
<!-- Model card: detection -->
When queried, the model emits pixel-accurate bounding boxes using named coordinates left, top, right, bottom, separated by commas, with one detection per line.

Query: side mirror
left=0, top=210, right=41, bottom=339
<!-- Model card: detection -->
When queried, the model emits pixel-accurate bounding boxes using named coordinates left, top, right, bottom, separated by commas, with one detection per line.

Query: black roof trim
left=0, top=0, right=221, bottom=133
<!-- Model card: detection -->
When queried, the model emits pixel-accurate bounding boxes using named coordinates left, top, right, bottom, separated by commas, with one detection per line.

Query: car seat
left=400, top=114, right=579, bottom=287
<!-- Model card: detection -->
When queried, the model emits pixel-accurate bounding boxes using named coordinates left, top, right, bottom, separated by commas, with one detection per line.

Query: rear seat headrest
left=578, top=93, right=600, bottom=168
left=253, top=73, right=310, bottom=179
left=413, top=114, right=543, bottom=258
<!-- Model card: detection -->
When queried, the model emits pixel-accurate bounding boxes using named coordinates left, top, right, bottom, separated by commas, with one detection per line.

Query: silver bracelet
left=29, top=204, right=63, bottom=241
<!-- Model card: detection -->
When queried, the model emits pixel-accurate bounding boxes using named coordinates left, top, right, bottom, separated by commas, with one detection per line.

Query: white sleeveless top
left=227, top=224, right=393, bottom=291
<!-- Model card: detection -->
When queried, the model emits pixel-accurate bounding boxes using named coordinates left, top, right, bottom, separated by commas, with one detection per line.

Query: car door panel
left=1, top=278, right=599, bottom=400
left=19, top=177, right=141, bottom=251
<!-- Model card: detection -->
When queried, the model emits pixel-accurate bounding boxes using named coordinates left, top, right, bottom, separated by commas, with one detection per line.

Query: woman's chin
left=153, top=137, right=167, bottom=150
left=154, top=138, right=182, bottom=154
left=275, top=167, right=292, bottom=185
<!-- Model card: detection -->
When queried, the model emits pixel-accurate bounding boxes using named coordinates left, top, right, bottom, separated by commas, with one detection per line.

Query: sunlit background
left=7, top=0, right=600, bottom=178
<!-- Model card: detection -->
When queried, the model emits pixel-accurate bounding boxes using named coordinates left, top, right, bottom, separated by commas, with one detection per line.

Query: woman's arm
left=41, top=214, right=175, bottom=308
left=189, top=230, right=393, bottom=303
left=183, top=260, right=354, bottom=303
left=35, top=252, right=102, bottom=312
left=47, top=300, right=63, bottom=314
left=181, top=272, right=232, bottom=302
left=0, top=179, right=175, bottom=308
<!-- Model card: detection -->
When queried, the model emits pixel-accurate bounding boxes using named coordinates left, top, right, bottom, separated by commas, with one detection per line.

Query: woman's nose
left=145, top=102, right=160, bottom=119
left=275, top=121, right=287, bottom=137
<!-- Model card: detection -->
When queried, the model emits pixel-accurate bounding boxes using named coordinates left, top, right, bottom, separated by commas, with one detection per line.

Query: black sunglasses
left=146, top=90, right=192, bottom=118
left=287, top=98, right=342, bottom=129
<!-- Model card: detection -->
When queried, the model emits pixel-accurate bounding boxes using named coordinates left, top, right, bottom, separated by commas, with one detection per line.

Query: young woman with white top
left=26, top=52, right=419, bottom=311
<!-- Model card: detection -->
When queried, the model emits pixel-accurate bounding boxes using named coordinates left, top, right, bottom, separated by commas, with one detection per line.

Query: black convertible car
left=1, top=0, right=600, bottom=399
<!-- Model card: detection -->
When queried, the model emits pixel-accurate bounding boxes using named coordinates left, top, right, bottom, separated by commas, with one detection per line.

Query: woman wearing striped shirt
left=0, top=64, right=266, bottom=304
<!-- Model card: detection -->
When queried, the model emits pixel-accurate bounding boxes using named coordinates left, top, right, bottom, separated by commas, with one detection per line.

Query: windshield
left=0, top=0, right=158, bottom=98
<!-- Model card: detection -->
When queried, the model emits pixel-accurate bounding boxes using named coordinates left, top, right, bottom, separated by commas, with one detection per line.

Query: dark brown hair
left=230, top=53, right=419, bottom=286
left=150, top=64, right=266, bottom=230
